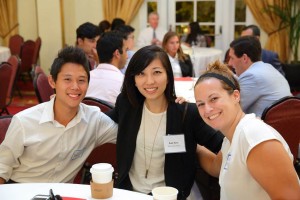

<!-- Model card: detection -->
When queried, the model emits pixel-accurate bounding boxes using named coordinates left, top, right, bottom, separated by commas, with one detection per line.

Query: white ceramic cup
left=90, top=163, right=114, bottom=184
left=152, top=186, right=178, bottom=200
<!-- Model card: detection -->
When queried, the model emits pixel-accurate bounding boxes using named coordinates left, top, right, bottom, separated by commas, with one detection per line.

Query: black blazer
left=106, top=94, right=223, bottom=200
left=179, top=54, right=194, bottom=77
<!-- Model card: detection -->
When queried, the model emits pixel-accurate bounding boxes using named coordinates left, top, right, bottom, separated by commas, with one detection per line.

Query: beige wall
left=18, top=0, right=38, bottom=40
left=36, top=0, right=62, bottom=73
left=17, top=0, right=144, bottom=73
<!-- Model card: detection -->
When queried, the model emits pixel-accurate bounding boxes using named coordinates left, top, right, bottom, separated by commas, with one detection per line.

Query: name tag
left=163, top=134, right=186, bottom=153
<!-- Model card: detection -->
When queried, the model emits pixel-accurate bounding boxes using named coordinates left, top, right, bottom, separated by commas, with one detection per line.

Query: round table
left=0, top=46, right=11, bottom=63
left=0, top=183, right=152, bottom=200
left=182, top=45, right=223, bottom=77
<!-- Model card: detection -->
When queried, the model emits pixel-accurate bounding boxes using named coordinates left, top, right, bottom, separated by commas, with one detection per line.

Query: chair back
left=82, top=97, right=114, bottom=113
left=0, top=115, right=13, bottom=144
left=19, top=40, right=36, bottom=75
left=32, top=37, right=41, bottom=66
left=7, top=55, right=20, bottom=100
left=74, top=97, right=116, bottom=184
left=33, top=71, right=54, bottom=103
left=9, top=34, right=24, bottom=56
left=261, top=96, right=300, bottom=162
left=0, top=63, right=12, bottom=115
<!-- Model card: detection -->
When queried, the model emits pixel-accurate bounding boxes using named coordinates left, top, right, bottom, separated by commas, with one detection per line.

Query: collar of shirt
left=39, top=97, right=88, bottom=127
left=96, top=63, right=122, bottom=73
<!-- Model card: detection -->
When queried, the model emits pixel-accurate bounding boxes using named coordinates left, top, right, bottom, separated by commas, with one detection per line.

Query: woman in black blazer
left=162, top=31, right=194, bottom=77
left=106, top=45, right=223, bottom=200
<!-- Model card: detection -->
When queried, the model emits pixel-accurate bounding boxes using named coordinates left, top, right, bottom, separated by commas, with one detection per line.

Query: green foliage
left=266, top=0, right=300, bottom=62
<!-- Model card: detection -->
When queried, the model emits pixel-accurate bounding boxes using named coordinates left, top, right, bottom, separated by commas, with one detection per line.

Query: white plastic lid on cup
left=152, top=186, right=178, bottom=200
left=90, top=163, right=114, bottom=184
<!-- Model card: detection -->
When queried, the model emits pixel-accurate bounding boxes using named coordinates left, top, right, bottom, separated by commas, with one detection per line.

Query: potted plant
left=266, top=0, right=300, bottom=62
left=266, top=0, right=300, bottom=92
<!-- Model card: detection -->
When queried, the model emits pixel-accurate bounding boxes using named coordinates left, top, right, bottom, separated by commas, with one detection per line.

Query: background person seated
left=162, top=31, right=194, bottom=77
left=114, top=25, right=135, bottom=74
left=137, top=12, right=167, bottom=47
left=86, top=31, right=128, bottom=106
left=76, top=22, right=101, bottom=70
left=181, top=22, right=210, bottom=48
left=228, top=36, right=291, bottom=117
left=241, top=24, right=285, bottom=76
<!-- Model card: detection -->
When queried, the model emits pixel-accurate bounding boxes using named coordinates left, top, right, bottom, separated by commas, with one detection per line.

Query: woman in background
left=182, top=22, right=209, bottom=47
left=194, top=60, right=300, bottom=200
left=106, top=45, right=223, bottom=200
left=162, top=31, right=194, bottom=77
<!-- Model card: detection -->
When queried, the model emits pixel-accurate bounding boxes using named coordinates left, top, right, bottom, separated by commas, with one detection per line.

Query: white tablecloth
left=0, top=183, right=152, bottom=200
left=174, top=77, right=197, bottom=103
left=182, top=45, right=223, bottom=77
left=0, top=46, right=11, bottom=63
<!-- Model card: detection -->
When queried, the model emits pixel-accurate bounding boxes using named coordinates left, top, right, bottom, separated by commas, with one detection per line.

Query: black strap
left=182, top=102, right=188, bottom=123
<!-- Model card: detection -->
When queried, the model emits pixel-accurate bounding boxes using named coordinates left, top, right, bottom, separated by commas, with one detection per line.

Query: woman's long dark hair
left=122, top=45, right=176, bottom=106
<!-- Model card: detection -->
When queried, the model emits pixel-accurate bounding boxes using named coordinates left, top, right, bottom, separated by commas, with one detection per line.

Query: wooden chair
left=261, top=96, right=300, bottom=163
left=74, top=97, right=116, bottom=184
left=8, top=34, right=24, bottom=57
left=0, top=63, right=12, bottom=115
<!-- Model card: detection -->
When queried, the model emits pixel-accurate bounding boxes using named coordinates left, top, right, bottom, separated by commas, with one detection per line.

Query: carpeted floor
left=4, top=81, right=39, bottom=116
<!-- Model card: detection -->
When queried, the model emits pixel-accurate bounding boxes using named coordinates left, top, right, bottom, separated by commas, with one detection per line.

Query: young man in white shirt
left=86, top=31, right=128, bottom=105
left=0, top=46, right=118, bottom=184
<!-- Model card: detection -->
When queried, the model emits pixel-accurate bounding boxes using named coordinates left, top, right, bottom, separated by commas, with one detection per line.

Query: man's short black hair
left=50, top=46, right=90, bottom=83
left=114, top=25, right=135, bottom=39
left=242, top=25, right=260, bottom=37
left=76, top=22, right=100, bottom=40
left=97, top=31, right=125, bottom=63
left=111, top=18, right=125, bottom=30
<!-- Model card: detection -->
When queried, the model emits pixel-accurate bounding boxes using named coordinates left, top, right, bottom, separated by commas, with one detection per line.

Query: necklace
left=143, top=104, right=165, bottom=179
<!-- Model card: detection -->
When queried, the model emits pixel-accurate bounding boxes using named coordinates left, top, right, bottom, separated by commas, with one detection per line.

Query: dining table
left=174, top=77, right=197, bottom=103
left=182, top=45, right=223, bottom=77
left=0, top=46, right=11, bottom=63
left=0, top=183, right=153, bottom=200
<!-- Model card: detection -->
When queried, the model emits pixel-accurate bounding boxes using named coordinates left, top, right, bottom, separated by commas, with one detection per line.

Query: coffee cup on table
left=152, top=186, right=178, bottom=200
left=90, top=163, right=114, bottom=199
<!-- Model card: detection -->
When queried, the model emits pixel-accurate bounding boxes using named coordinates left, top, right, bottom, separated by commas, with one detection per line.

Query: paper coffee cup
left=90, top=163, right=114, bottom=184
left=152, top=186, right=178, bottom=200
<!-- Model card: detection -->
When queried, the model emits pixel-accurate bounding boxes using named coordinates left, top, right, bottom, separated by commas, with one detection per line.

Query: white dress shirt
left=0, top=97, right=118, bottom=183
left=137, top=27, right=167, bottom=47
left=86, top=63, right=124, bottom=105
left=168, top=54, right=182, bottom=77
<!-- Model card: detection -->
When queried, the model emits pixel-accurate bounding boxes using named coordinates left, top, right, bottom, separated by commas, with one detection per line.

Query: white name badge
left=163, top=134, right=186, bottom=153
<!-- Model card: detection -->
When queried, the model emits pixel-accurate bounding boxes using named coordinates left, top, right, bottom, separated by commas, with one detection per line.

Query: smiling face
left=49, top=63, right=89, bottom=114
left=134, top=58, right=168, bottom=104
left=194, top=78, right=241, bottom=133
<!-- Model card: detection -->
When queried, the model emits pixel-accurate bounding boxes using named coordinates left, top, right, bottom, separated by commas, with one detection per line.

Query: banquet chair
left=261, top=96, right=300, bottom=163
left=32, top=37, right=41, bottom=66
left=0, top=63, right=12, bottom=115
left=7, top=55, right=21, bottom=104
left=0, top=115, right=13, bottom=144
left=74, top=97, right=116, bottom=184
left=81, top=97, right=114, bottom=113
left=19, top=40, right=36, bottom=82
left=33, top=71, right=54, bottom=103
left=9, top=34, right=24, bottom=57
